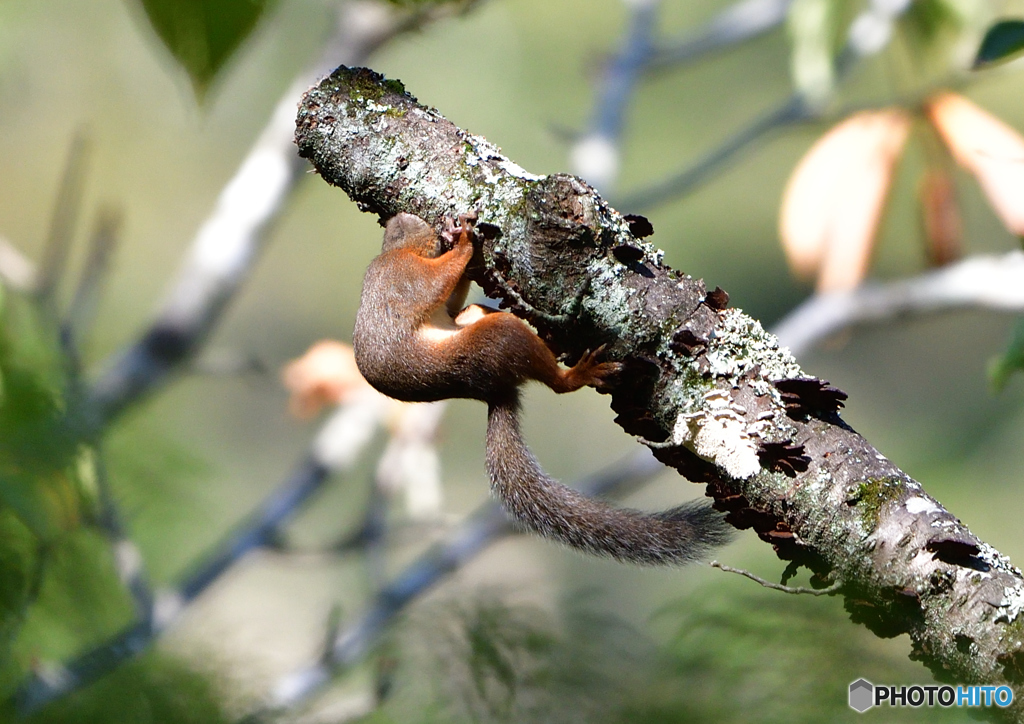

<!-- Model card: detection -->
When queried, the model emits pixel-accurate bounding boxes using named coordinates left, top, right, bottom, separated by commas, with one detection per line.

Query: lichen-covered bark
left=296, top=66, right=1024, bottom=719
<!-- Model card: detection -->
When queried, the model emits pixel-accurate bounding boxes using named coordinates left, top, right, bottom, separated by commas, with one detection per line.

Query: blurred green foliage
left=104, top=419, right=214, bottom=584
left=648, top=588, right=971, bottom=723
left=0, top=289, right=94, bottom=540
left=785, top=0, right=987, bottom=100
left=134, top=0, right=279, bottom=100
left=989, top=316, right=1024, bottom=391
left=370, top=592, right=660, bottom=724
left=364, top=587, right=973, bottom=723
left=6, top=528, right=134, bottom=674
left=1, top=654, right=230, bottom=724
left=0, top=511, right=39, bottom=673
left=0, top=283, right=103, bottom=677
left=901, top=0, right=979, bottom=76
left=786, top=0, right=857, bottom=102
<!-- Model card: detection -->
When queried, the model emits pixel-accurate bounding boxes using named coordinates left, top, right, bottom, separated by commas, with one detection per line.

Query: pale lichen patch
left=905, top=496, right=941, bottom=515
left=587, top=262, right=645, bottom=332
left=363, top=100, right=390, bottom=113
left=997, top=583, right=1024, bottom=624
left=671, top=389, right=762, bottom=479
left=461, top=133, right=545, bottom=182
left=660, top=307, right=804, bottom=473
left=705, top=309, right=803, bottom=383
left=978, top=542, right=1023, bottom=579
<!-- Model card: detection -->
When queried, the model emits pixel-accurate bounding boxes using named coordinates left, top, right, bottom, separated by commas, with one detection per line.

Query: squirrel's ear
left=382, top=213, right=435, bottom=253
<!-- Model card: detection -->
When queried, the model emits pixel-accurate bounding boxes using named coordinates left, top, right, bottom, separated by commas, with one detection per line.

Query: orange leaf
left=780, top=109, right=912, bottom=291
left=927, top=92, right=1024, bottom=237
left=282, top=340, right=370, bottom=419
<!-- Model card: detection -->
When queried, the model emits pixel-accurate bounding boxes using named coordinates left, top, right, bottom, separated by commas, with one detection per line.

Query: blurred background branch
left=85, top=0, right=465, bottom=428
left=0, top=0, right=1021, bottom=721
left=15, top=390, right=403, bottom=715
left=774, top=250, right=1024, bottom=357
left=260, top=449, right=664, bottom=720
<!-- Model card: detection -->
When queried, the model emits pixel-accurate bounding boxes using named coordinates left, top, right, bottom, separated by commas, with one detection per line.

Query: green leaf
left=8, top=529, right=135, bottom=670
left=10, top=653, right=231, bottom=724
left=0, top=510, right=39, bottom=663
left=135, top=0, right=276, bottom=100
left=786, top=0, right=858, bottom=104
left=901, top=0, right=970, bottom=66
left=989, top=316, right=1024, bottom=391
left=0, top=286, right=92, bottom=540
left=973, top=19, right=1024, bottom=69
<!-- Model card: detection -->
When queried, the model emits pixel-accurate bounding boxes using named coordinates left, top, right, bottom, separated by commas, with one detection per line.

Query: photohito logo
left=848, top=679, right=1013, bottom=712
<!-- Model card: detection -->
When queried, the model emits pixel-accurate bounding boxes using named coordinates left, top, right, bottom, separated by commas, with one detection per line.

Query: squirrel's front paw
left=574, top=345, right=623, bottom=389
left=442, top=211, right=479, bottom=248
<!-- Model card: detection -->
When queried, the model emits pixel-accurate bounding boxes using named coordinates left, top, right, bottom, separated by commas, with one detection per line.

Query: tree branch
left=36, top=131, right=90, bottom=305
left=772, top=251, right=1024, bottom=358
left=649, top=0, right=791, bottom=68
left=295, top=66, right=1024, bottom=721
left=84, top=1, right=441, bottom=428
left=617, top=0, right=913, bottom=210
left=62, top=207, right=121, bottom=353
left=570, top=0, right=793, bottom=192
left=569, top=0, right=659, bottom=191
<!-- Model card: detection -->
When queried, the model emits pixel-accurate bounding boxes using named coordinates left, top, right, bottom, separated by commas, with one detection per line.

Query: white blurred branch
left=0, top=236, right=37, bottom=290
left=773, top=250, right=1024, bottom=357
left=650, top=0, right=791, bottom=67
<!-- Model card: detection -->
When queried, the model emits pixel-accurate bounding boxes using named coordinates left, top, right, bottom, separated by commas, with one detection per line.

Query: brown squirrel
left=353, top=212, right=731, bottom=565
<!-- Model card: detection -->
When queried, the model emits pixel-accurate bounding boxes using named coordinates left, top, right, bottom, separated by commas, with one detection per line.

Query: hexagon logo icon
left=849, top=679, right=874, bottom=712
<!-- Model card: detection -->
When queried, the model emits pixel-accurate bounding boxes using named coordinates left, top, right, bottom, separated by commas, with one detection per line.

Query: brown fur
left=353, top=212, right=731, bottom=564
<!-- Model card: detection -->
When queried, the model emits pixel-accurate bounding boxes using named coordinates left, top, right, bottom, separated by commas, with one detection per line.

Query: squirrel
left=353, top=211, right=731, bottom=565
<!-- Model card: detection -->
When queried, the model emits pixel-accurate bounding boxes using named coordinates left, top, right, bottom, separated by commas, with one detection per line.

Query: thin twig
left=570, top=0, right=660, bottom=191
left=618, top=0, right=913, bottom=210
left=176, top=456, right=333, bottom=604
left=649, top=0, right=792, bottom=69
left=710, top=560, right=842, bottom=595
left=36, top=131, right=90, bottom=303
left=268, top=516, right=457, bottom=557
left=94, top=452, right=156, bottom=624
left=188, top=349, right=268, bottom=377
left=572, top=0, right=794, bottom=192
left=615, top=94, right=809, bottom=210
left=61, top=207, right=121, bottom=353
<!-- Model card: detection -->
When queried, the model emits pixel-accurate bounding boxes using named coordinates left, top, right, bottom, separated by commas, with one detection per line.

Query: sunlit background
left=0, top=0, right=1022, bottom=721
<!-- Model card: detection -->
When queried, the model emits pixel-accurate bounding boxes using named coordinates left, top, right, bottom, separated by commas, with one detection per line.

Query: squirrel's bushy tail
left=486, top=394, right=733, bottom=565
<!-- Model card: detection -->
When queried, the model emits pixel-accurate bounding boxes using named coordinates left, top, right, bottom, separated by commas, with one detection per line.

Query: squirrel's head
left=381, top=212, right=440, bottom=256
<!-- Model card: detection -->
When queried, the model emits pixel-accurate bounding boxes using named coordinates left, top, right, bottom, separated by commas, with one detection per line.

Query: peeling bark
left=295, top=65, right=1024, bottom=719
